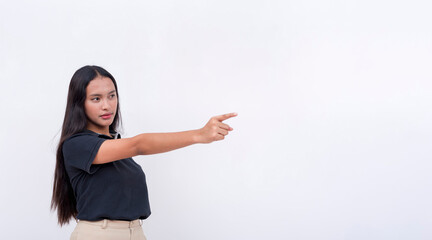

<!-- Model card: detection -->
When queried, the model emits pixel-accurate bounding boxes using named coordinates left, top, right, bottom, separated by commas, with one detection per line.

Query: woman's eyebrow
left=89, top=90, right=116, bottom=97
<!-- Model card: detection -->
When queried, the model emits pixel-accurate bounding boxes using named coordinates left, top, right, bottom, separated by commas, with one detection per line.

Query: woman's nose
left=102, top=99, right=110, bottom=110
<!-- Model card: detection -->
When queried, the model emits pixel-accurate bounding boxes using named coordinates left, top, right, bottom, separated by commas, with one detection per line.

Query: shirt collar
left=83, top=129, right=121, bottom=139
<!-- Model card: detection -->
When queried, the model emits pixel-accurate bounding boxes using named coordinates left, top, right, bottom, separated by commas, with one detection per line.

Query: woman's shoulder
left=62, top=130, right=108, bottom=156
left=63, top=130, right=122, bottom=153
left=63, top=130, right=102, bottom=149
left=65, top=129, right=99, bottom=142
left=63, top=129, right=120, bottom=149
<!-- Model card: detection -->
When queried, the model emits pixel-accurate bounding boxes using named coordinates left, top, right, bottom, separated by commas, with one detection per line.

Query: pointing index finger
left=215, top=112, right=238, bottom=122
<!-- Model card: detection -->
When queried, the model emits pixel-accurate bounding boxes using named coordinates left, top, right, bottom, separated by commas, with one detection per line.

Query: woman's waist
left=77, top=219, right=143, bottom=229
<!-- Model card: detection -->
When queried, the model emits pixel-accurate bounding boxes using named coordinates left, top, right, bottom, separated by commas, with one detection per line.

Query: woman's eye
left=110, top=94, right=116, bottom=99
left=92, top=97, right=100, bottom=101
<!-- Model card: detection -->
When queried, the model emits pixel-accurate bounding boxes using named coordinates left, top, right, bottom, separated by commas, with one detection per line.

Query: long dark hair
left=51, top=65, right=122, bottom=226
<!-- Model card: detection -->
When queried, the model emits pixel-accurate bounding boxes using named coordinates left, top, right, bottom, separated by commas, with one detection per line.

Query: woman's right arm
left=92, top=112, right=237, bottom=164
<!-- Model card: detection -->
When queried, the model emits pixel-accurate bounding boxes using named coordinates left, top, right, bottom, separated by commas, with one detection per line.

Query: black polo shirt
left=62, top=129, right=151, bottom=221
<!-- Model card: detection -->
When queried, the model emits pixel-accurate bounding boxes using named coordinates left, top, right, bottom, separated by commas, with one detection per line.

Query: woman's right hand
left=196, top=112, right=237, bottom=143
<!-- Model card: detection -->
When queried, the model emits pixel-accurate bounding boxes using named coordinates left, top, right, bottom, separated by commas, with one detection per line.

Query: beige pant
left=70, top=219, right=147, bottom=240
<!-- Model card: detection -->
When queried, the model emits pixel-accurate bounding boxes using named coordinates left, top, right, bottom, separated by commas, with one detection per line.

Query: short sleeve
left=63, top=134, right=106, bottom=174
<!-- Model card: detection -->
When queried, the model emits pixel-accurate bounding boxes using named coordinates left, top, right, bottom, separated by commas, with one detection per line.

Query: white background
left=1, top=0, right=431, bottom=239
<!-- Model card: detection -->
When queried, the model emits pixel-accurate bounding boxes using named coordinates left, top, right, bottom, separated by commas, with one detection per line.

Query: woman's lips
left=100, top=113, right=112, bottom=120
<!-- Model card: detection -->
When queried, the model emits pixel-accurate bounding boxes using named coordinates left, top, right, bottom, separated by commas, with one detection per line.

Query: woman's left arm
left=92, top=112, right=237, bottom=164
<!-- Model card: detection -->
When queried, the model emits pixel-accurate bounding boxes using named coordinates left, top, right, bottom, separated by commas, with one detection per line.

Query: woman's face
left=84, top=76, right=118, bottom=135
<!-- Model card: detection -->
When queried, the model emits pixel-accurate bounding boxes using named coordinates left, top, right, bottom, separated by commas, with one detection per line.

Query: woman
left=51, top=65, right=237, bottom=240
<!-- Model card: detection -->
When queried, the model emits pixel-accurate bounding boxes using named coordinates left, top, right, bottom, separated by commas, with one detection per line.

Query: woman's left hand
left=196, top=112, right=237, bottom=143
